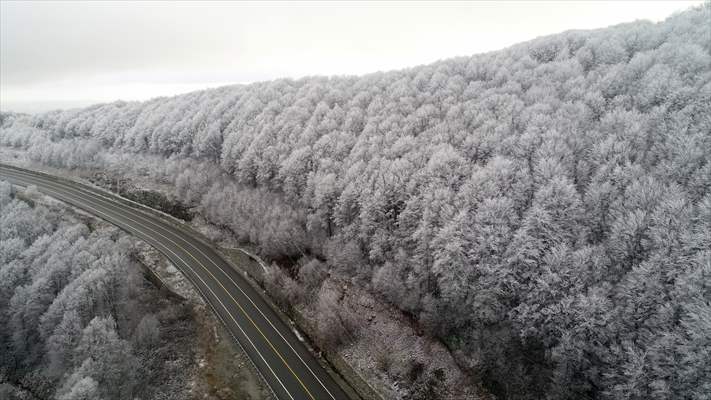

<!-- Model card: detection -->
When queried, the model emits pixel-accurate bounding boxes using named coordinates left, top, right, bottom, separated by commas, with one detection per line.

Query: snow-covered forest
left=1, top=4, right=710, bottom=399
left=0, top=182, right=205, bottom=400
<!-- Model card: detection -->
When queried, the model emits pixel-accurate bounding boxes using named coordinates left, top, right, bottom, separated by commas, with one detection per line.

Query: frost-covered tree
left=1, top=4, right=710, bottom=398
left=0, top=182, right=194, bottom=399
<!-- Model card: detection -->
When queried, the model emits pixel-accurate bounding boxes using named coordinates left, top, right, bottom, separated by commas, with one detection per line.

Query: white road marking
left=3, top=167, right=339, bottom=400
left=1, top=170, right=296, bottom=400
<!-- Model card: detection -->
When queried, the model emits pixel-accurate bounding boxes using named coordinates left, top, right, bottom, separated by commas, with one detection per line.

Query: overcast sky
left=0, top=0, right=703, bottom=113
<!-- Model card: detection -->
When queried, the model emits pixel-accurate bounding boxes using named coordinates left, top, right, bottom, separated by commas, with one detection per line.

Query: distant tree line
left=1, top=4, right=710, bottom=398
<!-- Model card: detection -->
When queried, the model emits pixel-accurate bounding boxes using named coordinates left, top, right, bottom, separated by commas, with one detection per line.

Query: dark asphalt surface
left=0, top=163, right=352, bottom=400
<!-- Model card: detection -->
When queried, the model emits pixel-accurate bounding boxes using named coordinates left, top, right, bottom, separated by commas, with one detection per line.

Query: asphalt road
left=0, top=163, right=353, bottom=400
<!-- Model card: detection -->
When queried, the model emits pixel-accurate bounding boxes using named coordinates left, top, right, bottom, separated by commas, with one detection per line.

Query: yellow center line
left=173, top=241, right=318, bottom=400
left=6, top=165, right=337, bottom=400
left=1, top=170, right=317, bottom=400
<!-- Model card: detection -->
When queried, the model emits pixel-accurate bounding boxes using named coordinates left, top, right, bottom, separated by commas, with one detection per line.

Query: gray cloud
left=1, top=1, right=702, bottom=112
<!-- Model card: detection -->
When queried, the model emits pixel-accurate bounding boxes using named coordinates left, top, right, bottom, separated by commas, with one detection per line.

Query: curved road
left=0, top=164, right=353, bottom=400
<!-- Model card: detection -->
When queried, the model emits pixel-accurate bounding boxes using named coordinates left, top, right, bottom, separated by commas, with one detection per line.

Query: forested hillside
left=1, top=4, right=710, bottom=399
left=0, top=182, right=202, bottom=400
